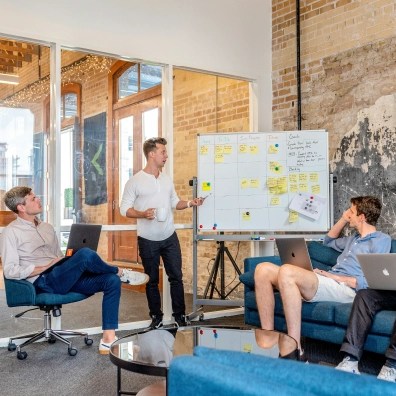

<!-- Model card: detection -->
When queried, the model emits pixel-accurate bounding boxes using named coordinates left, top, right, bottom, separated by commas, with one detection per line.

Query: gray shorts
left=306, top=273, right=356, bottom=303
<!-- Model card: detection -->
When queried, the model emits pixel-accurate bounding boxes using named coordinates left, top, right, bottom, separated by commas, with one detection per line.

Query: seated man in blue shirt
left=254, top=196, right=391, bottom=358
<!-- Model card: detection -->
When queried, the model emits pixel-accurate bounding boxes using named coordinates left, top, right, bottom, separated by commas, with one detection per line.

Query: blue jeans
left=138, top=232, right=185, bottom=318
left=34, top=248, right=121, bottom=330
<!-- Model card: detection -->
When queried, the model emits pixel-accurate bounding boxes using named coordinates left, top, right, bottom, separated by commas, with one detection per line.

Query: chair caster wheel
left=68, top=348, right=78, bottom=356
left=85, top=337, right=93, bottom=346
left=8, top=343, right=16, bottom=351
left=17, top=351, right=28, bottom=360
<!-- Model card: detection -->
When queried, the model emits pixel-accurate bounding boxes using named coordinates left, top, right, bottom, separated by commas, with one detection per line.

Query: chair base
left=8, top=310, right=93, bottom=359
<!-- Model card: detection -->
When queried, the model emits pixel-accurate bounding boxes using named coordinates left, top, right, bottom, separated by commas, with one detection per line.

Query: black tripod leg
left=203, top=248, right=221, bottom=299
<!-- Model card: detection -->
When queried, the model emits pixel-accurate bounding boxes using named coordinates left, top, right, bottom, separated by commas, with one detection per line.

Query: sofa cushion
left=191, top=346, right=396, bottom=395
left=307, top=241, right=340, bottom=270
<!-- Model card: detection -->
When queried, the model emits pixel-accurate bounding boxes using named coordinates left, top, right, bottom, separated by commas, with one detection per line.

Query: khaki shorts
left=306, top=273, right=356, bottom=303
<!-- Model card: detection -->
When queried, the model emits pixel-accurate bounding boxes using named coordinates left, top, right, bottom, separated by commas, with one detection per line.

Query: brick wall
left=173, top=69, right=250, bottom=295
left=272, top=0, right=396, bottom=157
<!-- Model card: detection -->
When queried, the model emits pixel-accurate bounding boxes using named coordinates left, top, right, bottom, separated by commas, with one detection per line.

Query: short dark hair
left=143, top=137, right=167, bottom=159
left=350, top=196, right=382, bottom=226
left=4, top=186, right=32, bottom=213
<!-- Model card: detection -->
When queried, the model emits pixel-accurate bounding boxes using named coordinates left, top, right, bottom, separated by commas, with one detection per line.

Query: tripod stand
left=203, top=241, right=242, bottom=300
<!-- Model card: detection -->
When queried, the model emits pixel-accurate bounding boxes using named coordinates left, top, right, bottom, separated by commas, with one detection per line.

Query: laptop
left=357, top=253, right=396, bottom=290
left=276, top=238, right=313, bottom=271
left=43, top=224, right=102, bottom=273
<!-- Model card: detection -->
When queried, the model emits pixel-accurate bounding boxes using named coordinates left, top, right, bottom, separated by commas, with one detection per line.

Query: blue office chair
left=4, top=277, right=93, bottom=360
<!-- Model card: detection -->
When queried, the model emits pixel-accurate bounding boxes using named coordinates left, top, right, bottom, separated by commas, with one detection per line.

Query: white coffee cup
left=155, top=207, right=167, bottom=222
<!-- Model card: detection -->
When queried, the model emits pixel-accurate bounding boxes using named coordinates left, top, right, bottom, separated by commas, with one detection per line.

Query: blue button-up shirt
left=323, top=231, right=391, bottom=290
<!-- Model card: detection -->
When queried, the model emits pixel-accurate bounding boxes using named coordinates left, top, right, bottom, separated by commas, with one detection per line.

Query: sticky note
left=299, top=173, right=308, bottom=182
left=289, top=210, right=299, bottom=223
left=200, top=145, right=209, bottom=155
left=215, top=153, right=224, bottom=163
left=224, top=145, right=233, bottom=154
left=268, top=144, right=279, bottom=154
left=267, top=177, right=277, bottom=188
left=290, top=184, right=298, bottom=193
left=243, top=343, right=253, bottom=353
left=249, top=145, right=258, bottom=154
left=215, top=145, right=224, bottom=154
left=270, top=197, right=280, bottom=206
left=311, top=185, right=321, bottom=194
left=309, top=173, right=319, bottom=183
left=241, top=178, right=250, bottom=189
left=250, top=179, right=259, bottom=188
left=299, top=183, right=308, bottom=192
left=239, top=144, right=248, bottom=154
left=289, top=174, right=298, bottom=183
left=270, top=162, right=283, bottom=174
left=242, top=212, right=251, bottom=221
left=202, top=182, right=211, bottom=191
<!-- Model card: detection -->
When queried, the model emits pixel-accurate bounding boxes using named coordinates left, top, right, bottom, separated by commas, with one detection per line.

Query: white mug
left=155, top=207, right=167, bottom=222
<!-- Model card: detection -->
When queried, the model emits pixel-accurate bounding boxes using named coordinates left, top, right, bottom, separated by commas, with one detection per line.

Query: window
left=117, top=63, right=162, bottom=100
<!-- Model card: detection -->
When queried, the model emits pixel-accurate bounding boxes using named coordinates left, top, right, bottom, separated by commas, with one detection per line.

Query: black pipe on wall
left=296, top=0, right=302, bottom=130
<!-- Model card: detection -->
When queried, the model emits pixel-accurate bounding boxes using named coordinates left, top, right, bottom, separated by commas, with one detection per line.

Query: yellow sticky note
left=299, top=173, right=308, bottom=182
left=215, top=145, right=224, bottom=154
left=310, top=173, right=319, bottom=183
left=250, top=179, right=259, bottom=188
left=270, top=197, right=280, bottom=206
left=249, top=145, right=258, bottom=154
left=312, top=185, right=321, bottom=194
left=200, top=145, right=209, bottom=155
left=242, top=211, right=251, bottom=221
left=289, top=174, right=298, bottom=183
left=299, top=183, right=308, bottom=192
left=241, top=178, right=250, bottom=189
left=269, top=186, right=278, bottom=195
left=243, top=343, right=253, bottom=353
left=289, top=210, right=299, bottom=223
left=215, top=153, right=224, bottom=163
left=290, top=184, right=298, bottom=193
left=270, top=162, right=283, bottom=174
left=267, top=177, right=277, bottom=188
left=268, top=144, right=279, bottom=154
left=202, top=182, right=211, bottom=191
left=224, top=145, right=233, bottom=154
left=239, top=144, right=248, bottom=154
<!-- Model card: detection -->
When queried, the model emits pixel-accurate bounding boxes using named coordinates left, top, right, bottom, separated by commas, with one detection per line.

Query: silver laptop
left=357, top=253, right=396, bottom=290
left=276, top=238, right=313, bottom=271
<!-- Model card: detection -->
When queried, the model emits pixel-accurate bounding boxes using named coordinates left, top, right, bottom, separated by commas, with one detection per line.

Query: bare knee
left=278, top=264, right=298, bottom=287
left=254, top=262, right=279, bottom=286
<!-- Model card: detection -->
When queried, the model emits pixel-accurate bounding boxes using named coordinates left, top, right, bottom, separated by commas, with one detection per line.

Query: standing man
left=254, top=196, right=391, bottom=357
left=120, top=137, right=203, bottom=329
left=1, top=186, right=149, bottom=354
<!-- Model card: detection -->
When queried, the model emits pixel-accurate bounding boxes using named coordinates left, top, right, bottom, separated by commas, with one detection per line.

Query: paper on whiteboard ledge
left=289, top=193, right=326, bottom=221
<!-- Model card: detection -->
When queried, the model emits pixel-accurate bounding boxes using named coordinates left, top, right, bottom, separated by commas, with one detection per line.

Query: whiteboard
left=197, top=131, right=330, bottom=232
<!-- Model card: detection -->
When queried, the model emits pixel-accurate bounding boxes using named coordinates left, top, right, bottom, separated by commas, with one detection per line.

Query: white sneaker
left=120, top=269, right=149, bottom=285
left=377, top=365, right=396, bottom=382
left=335, top=356, right=360, bottom=374
left=99, top=336, right=118, bottom=355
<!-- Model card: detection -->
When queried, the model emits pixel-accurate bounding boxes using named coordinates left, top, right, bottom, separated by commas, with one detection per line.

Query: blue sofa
left=239, top=241, right=396, bottom=355
left=168, top=346, right=395, bottom=395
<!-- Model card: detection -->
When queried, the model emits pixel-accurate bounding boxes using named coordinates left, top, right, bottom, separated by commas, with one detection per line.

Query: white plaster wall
left=0, top=0, right=272, bottom=129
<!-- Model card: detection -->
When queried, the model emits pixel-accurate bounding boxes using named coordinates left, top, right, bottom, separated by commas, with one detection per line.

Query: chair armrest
left=4, top=278, right=37, bottom=307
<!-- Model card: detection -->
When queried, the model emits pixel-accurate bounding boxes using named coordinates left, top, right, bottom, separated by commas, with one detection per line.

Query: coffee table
left=109, top=325, right=297, bottom=395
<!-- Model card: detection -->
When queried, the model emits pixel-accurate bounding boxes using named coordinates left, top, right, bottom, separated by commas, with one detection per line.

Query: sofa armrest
left=240, top=256, right=281, bottom=289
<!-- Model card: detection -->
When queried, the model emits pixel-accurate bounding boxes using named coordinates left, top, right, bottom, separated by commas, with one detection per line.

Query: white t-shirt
left=120, top=170, right=180, bottom=241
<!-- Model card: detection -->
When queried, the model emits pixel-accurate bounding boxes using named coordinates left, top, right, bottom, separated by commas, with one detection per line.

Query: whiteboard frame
left=196, top=131, right=330, bottom=233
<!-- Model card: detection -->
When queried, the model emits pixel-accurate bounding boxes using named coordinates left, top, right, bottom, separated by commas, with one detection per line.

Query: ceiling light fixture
left=0, top=73, right=20, bottom=85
